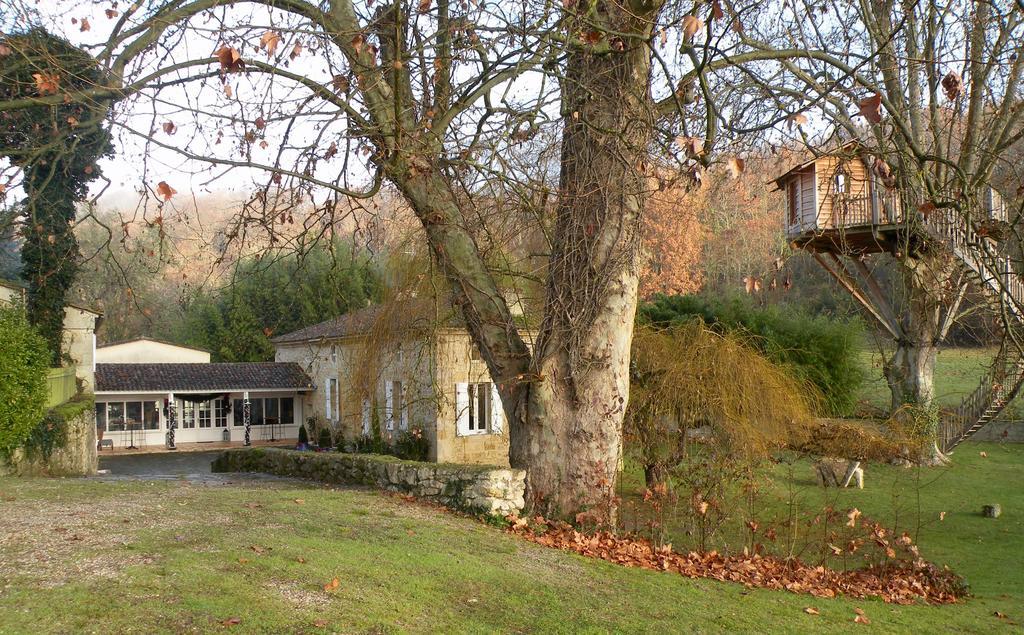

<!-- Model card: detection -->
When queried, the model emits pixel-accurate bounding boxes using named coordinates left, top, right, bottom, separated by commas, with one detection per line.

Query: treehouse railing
left=918, top=204, right=1024, bottom=451
left=826, top=192, right=904, bottom=230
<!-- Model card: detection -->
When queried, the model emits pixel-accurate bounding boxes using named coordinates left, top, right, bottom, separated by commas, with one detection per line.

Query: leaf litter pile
left=505, top=515, right=967, bottom=605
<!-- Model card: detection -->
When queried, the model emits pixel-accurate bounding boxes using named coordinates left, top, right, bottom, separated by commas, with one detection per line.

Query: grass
left=0, top=443, right=1022, bottom=633
left=858, top=346, right=1024, bottom=419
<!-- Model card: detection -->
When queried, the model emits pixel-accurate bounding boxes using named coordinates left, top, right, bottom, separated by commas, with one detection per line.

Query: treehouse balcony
left=775, top=144, right=1008, bottom=257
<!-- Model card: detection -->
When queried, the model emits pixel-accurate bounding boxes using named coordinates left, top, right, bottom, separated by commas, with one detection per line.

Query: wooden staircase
left=919, top=206, right=1024, bottom=451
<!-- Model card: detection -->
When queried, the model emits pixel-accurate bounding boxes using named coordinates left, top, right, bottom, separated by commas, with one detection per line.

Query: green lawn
left=1, top=444, right=1021, bottom=633
left=858, top=347, right=1024, bottom=419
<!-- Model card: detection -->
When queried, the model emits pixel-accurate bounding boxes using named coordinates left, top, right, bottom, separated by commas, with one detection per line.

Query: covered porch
left=94, top=362, right=314, bottom=450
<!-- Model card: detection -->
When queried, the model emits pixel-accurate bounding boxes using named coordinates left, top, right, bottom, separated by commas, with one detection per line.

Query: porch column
left=243, top=391, right=251, bottom=446
left=166, top=392, right=177, bottom=450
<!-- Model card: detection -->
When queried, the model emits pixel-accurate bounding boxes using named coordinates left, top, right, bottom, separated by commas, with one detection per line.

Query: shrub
left=392, top=427, right=430, bottom=462
left=317, top=427, right=332, bottom=449
left=354, top=433, right=388, bottom=454
left=0, top=303, right=50, bottom=454
left=297, top=424, right=309, bottom=445
left=638, top=293, right=866, bottom=416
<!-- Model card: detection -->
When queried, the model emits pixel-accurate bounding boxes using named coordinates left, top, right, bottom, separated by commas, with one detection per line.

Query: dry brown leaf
left=941, top=71, right=963, bottom=101
left=290, top=41, right=303, bottom=61
left=80, top=17, right=91, bottom=32
left=260, top=30, right=282, bottom=56
left=221, top=617, right=242, bottom=626
left=156, top=181, right=176, bottom=201
left=323, top=577, right=340, bottom=592
left=0, top=43, right=11, bottom=57
left=313, top=619, right=328, bottom=628
left=682, top=15, right=703, bottom=38
left=162, top=121, right=176, bottom=135
left=32, top=72, right=60, bottom=95
left=846, top=508, right=862, bottom=528
left=857, top=94, right=883, bottom=124
left=418, top=0, right=431, bottom=12
left=980, top=451, right=988, bottom=458
left=216, top=46, right=244, bottom=72
left=711, top=0, right=724, bottom=20
left=939, top=511, right=946, bottom=521
left=804, top=607, right=820, bottom=615
left=105, top=9, right=118, bottom=19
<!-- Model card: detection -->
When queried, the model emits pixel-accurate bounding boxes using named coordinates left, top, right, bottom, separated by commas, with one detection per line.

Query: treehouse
left=775, top=143, right=1021, bottom=455
left=774, top=143, right=1006, bottom=256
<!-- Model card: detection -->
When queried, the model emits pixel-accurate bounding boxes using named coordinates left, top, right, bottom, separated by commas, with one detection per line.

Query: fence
left=45, top=366, right=77, bottom=408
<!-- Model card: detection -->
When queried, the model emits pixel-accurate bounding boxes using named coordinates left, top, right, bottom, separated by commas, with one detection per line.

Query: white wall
left=96, top=339, right=211, bottom=364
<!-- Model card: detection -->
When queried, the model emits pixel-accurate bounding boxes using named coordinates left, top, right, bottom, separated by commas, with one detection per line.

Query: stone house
left=272, top=301, right=532, bottom=466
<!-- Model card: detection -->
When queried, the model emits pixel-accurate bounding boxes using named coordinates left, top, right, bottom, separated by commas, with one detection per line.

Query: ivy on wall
left=0, top=29, right=112, bottom=363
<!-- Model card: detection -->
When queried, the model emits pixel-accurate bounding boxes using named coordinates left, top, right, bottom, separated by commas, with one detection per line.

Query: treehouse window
left=833, top=167, right=849, bottom=194
left=787, top=180, right=799, bottom=225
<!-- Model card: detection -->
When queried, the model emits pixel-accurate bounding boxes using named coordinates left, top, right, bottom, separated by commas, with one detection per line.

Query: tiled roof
left=95, top=363, right=314, bottom=393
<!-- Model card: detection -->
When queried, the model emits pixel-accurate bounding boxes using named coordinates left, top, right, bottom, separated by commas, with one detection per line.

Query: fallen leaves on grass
left=803, top=607, right=820, bottom=615
left=506, top=516, right=966, bottom=605
left=220, top=617, right=242, bottom=626
left=323, top=577, right=340, bottom=592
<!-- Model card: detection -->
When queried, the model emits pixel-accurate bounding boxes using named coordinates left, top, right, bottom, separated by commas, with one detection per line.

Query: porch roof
left=95, top=362, right=314, bottom=393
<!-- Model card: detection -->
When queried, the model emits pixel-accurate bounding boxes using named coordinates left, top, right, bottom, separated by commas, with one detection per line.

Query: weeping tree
left=0, top=29, right=111, bottom=364
left=627, top=321, right=819, bottom=487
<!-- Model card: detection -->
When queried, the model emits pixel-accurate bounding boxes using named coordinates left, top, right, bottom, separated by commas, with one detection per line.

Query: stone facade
left=274, top=320, right=533, bottom=467
left=212, top=447, right=526, bottom=516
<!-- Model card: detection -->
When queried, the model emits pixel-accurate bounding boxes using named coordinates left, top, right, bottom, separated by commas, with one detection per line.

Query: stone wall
left=212, top=447, right=525, bottom=516
left=1, top=399, right=97, bottom=477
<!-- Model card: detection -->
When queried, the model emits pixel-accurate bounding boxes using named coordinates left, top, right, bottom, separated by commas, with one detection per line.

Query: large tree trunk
left=509, top=3, right=659, bottom=523
left=884, top=250, right=956, bottom=462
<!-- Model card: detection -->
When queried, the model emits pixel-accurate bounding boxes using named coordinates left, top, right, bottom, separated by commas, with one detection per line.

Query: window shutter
left=400, top=384, right=409, bottom=430
left=490, top=383, right=503, bottom=434
left=361, top=399, right=371, bottom=435
left=385, top=381, right=394, bottom=430
left=456, top=383, right=470, bottom=436
left=324, top=379, right=332, bottom=420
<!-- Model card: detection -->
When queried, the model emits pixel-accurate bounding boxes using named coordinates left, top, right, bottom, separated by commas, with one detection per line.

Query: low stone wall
left=1, top=398, right=97, bottom=477
left=212, top=448, right=526, bottom=516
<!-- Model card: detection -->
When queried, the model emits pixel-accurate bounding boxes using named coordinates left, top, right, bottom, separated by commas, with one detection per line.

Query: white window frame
left=456, top=382, right=503, bottom=436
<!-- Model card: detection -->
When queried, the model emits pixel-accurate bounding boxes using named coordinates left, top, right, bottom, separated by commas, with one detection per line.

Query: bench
left=98, top=439, right=114, bottom=451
